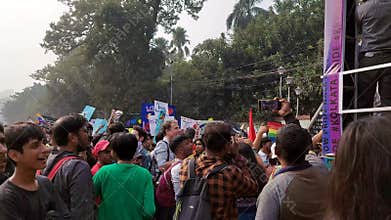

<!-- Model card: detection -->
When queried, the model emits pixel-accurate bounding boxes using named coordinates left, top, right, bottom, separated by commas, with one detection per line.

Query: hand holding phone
left=259, top=100, right=281, bottom=111
left=272, top=98, right=292, bottom=117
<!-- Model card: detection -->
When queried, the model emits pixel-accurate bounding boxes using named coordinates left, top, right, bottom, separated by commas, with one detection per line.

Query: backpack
left=45, top=156, right=78, bottom=181
left=155, top=161, right=181, bottom=207
left=173, top=158, right=227, bottom=220
left=149, top=140, right=170, bottom=183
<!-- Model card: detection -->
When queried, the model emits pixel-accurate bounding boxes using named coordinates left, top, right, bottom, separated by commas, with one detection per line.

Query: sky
left=0, top=0, right=273, bottom=93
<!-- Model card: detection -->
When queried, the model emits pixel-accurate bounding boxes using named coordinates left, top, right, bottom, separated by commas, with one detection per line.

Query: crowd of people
left=0, top=99, right=389, bottom=220
left=0, top=0, right=389, bottom=219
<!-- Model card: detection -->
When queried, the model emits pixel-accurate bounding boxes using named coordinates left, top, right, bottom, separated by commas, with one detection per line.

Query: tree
left=31, top=0, right=207, bottom=116
left=170, top=27, right=191, bottom=60
left=226, top=0, right=269, bottom=30
left=230, top=0, right=325, bottom=115
left=1, top=84, right=49, bottom=123
left=3, top=0, right=326, bottom=123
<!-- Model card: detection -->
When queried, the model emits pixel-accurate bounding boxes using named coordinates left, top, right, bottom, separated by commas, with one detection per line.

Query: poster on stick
left=81, top=105, right=96, bottom=121
left=92, top=119, right=108, bottom=135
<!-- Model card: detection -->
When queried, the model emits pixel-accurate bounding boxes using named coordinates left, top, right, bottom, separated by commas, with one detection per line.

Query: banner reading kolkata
left=322, top=0, right=345, bottom=154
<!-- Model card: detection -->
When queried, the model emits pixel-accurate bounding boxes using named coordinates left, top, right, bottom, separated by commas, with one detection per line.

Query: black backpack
left=173, top=158, right=227, bottom=220
left=149, top=140, right=170, bottom=184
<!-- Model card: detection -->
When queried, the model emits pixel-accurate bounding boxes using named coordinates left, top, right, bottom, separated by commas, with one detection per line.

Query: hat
left=92, top=140, right=110, bottom=157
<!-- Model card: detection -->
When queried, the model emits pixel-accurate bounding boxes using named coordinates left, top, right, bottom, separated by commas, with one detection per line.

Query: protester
left=252, top=125, right=270, bottom=171
left=356, top=0, right=391, bottom=110
left=42, top=114, right=95, bottom=220
left=170, top=135, right=193, bottom=200
left=155, top=131, right=164, bottom=144
left=151, top=121, right=180, bottom=177
left=108, top=122, right=125, bottom=135
left=85, top=123, right=97, bottom=167
left=193, top=138, right=205, bottom=157
left=327, top=116, right=391, bottom=219
left=237, top=143, right=267, bottom=220
left=184, top=127, right=196, bottom=141
left=257, top=136, right=272, bottom=167
left=155, top=134, right=193, bottom=220
left=255, top=100, right=329, bottom=220
left=91, top=140, right=113, bottom=176
left=178, top=122, right=258, bottom=220
left=131, top=126, right=152, bottom=169
left=143, top=134, right=155, bottom=152
left=0, top=122, right=67, bottom=219
left=93, top=132, right=155, bottom=220
left=92, top=122, right=125, bottom=146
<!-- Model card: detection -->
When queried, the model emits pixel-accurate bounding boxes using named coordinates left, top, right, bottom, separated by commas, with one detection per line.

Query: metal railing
left=339, top=62, right=391, bottom=114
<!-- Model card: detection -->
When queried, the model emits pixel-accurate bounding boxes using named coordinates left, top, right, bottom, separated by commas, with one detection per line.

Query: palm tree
left=169, top=27, right=191, bottom=60
left=226, top=0, right=268, bottom=30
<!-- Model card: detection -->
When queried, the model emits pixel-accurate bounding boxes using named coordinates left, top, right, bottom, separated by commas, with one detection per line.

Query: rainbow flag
left=267, top=121, right=283, bottom=142
left=35, top=113, right=48, bottom=126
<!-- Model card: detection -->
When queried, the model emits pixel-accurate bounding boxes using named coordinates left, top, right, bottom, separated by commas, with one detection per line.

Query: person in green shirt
left=93, top=132, right=155, bottom=220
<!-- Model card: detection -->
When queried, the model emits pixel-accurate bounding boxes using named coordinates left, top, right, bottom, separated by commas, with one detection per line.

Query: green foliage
left=2, top=0, right=325, bottom=123
left=166, top=0, right=324, bottom=121
left=24, top=0, right=206, bottom=119
left=169, top=27, right=191, bottom=60
left=226, top=0, right=269, bottom=30
left=1, top=84, right=49, bottom=123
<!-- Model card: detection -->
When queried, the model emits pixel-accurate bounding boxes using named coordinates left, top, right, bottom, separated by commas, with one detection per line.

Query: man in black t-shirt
left=0, top=122, right=67, bottom=219
left=356, top=0, right=391, bottom=110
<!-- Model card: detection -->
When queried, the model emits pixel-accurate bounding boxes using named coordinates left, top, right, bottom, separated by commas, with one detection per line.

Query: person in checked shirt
left=179, top=122, right=258, bottom=220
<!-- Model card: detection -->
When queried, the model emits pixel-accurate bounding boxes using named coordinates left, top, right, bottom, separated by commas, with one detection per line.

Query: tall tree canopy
left=29, top=0, right=207, bottom=117
left=2, top=0, right=325, bottom=123
left=170, top=27, right=191, bottom=60
left=226, top=0, right=269, bottom=30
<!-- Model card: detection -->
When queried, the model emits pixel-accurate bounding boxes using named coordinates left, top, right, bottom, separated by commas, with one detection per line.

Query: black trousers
left=358, top=53, right=391, bottom=110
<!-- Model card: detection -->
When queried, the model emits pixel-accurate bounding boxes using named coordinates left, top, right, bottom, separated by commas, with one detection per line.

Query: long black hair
left=328, top=116, right=391, bottom=220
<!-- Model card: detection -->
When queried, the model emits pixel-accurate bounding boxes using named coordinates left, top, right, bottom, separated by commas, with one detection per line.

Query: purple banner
left=322, top=0, right=345, bottom=155
left=322, top=73, right=341, bottom=154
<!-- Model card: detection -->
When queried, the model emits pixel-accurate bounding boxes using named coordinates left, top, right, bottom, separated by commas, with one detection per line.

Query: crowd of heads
left=0, top=108, right=390, bottom=220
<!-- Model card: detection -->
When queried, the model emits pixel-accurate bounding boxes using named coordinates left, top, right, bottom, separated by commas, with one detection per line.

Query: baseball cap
left=93, top=140, right=110, bottom=157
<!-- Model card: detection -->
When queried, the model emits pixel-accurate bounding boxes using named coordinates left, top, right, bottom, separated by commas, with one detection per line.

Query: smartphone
left=258, top=100, right=281, bottom=111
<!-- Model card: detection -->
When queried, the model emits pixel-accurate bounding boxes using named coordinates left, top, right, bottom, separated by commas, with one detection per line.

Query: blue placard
left=81, top=105, right=96, bottom=121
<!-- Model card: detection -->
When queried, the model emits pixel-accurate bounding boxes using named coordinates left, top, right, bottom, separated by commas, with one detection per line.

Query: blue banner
left=141, top=103, right=176, bottom=133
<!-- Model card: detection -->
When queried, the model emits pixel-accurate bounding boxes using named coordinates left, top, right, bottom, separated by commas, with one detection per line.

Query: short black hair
left=170, top=134, right=191, bottom=154
left=5, top=122, right=45, bottom=154
left=238, top=143, right=258, bottom=165
left=109, top=132, right=138, bottom=161
left=108, top=122, right=125, bottom=135
left=261, top=137, right=272, bottom=145
left=133, top=126, right=147, bottom=143
left=275, top=124, right=312, bottom=165
left=155, top=131, right=164, bottom=143
left=52, top=114, right=87, bottom=146
left=194, top=138, right=205, bottom=148
left=203, top=123, right=232, bottom=153
left=184, top=128, right=196, bottom=140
